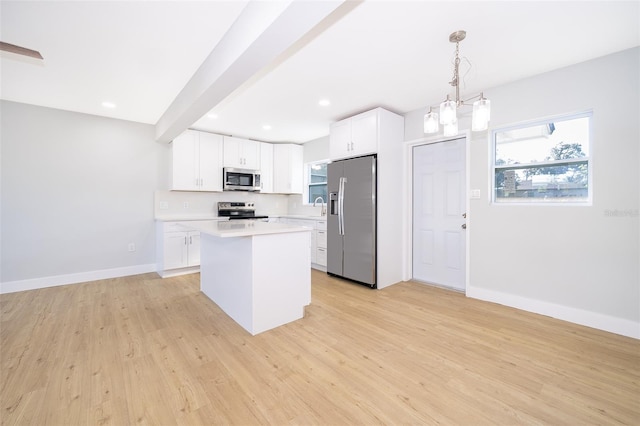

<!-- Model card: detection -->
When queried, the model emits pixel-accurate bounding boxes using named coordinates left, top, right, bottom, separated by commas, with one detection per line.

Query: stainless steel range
left=217, top=202, right=268, bottom=221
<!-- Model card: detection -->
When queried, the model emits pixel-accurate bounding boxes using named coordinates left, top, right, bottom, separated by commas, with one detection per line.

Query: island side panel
left=251, top=231, right=311, bottom=335
left=200, top=234, right=254, bottom=334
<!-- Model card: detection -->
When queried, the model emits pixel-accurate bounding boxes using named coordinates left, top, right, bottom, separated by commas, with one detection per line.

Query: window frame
left=303, top=159, right=329, bottom=205
left=491, top=111, right=593, bottom=205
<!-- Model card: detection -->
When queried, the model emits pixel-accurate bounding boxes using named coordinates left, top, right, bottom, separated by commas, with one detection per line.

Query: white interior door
left=412, top=137, right=466, bottom=290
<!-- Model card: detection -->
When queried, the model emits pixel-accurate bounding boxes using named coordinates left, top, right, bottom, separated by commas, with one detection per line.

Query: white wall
left=404, top=47, right=640, bottom=337
left=1, top=101, right=165, bottom=292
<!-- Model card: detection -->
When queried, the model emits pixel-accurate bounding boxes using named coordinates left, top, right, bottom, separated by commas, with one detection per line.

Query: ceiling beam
left=154, top=0, right=355, bottom=143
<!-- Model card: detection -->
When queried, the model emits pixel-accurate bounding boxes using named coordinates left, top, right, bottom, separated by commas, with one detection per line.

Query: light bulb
left=440, top=97, right=456, bottom=125
left=424, top=109, right=439, bottom=134
left=472, top=97, right=491, bottom=131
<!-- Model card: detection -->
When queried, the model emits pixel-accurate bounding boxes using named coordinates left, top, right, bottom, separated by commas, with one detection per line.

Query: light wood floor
left=1, top=270, right=639, bottom=425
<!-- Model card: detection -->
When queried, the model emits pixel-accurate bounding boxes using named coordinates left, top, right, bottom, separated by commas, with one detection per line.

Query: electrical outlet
left=183, top=202, right=189, bottom=209
left=470, top=189, right=481, bottom=199
left=159, top=201, right=169, bottom=210
left=128, top=243, right=135, bottom=252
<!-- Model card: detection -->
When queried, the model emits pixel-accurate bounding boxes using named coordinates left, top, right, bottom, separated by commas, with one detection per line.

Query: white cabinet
left=273, top=144, right=303, bottom=194
left=223, top=136, right=260, bottom=169
left=315, top=220, right=327, bottom=267
left=156, top=221, right=201, bottom=277
left=329, top=108, right=379, bottom=160
left=171, top=130, right=223, bottom=191
left=259, top=142, right=274, bottom=193
left=281, top=218, right=327, bottom=269
left=163, top=231, right=200, bottom=269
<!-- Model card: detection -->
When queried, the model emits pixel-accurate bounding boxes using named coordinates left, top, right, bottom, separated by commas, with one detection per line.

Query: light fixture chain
left=451, top=41, right=461, bottom=105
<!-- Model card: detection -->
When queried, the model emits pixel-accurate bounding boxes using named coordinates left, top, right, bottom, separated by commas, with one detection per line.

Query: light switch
left=159, top=201, right=169, bottom=210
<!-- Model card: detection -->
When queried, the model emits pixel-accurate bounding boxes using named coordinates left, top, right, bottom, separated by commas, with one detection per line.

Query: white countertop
left=155, top=214, right=228, bottom=222
left=179, top=220, right=312, bottom=238
left=277, top=215, right=327, bottom=221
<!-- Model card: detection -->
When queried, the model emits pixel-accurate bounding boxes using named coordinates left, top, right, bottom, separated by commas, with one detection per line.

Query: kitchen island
left=181, top=220, right=312, bottom=335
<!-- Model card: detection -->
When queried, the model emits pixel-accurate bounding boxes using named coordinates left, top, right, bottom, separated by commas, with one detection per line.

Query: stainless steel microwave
left=223, top=168, right=261, bottom=191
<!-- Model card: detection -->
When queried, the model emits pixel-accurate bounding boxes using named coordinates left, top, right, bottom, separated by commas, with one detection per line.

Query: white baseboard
left=0, top=264, right=157, bottom=294
left=467, top=286, right=640, bottom=339
left=158, top=266, right=199, bottom=278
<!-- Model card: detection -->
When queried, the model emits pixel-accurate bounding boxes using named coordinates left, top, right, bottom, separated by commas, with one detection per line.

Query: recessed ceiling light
left=263, top=125, right=272, bottom=130
left=207, top=113, right=218, bottom=119
left=102, top=101, right=116, bottom=109
left=318, top=99, right=331, bottom=106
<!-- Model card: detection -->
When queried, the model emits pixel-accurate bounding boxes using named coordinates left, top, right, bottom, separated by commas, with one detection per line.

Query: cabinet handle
left=189, top=236, right=192, bottom=244
left=184, top=236, right=188, bottom=245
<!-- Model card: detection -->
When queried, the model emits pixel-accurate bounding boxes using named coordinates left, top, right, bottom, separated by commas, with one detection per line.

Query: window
left=305, top=160, right=328, bottom=204
left=493, top=113, right=591, bottom=204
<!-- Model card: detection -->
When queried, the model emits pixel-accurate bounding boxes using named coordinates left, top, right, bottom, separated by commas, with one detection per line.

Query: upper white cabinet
left=259, top=142, right=274, bottom=193
left=171, top=130, right=223, bottom=192
left=223, top=136, right=260, bottom=169
left=273, top=144, right=303, bottom=194
left=329, top=108, right=388, bottom=160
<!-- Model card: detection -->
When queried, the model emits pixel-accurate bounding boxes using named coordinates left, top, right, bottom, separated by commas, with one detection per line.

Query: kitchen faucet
left=313, top=196, right=326, bottom=216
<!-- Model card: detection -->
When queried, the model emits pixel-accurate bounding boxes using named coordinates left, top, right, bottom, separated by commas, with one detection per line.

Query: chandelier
left=424, top=30, right=491, bottom=136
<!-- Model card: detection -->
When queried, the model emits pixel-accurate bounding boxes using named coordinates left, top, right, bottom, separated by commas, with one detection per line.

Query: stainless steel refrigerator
left=327, top=155, right=376, bottom=288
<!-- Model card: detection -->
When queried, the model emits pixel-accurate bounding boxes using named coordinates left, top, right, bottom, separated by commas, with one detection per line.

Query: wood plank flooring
left=1, top=270, right=639, bottom=425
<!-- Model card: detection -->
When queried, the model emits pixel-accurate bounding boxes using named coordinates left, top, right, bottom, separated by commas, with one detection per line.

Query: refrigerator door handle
left=338, top=177, right=347, bottom=235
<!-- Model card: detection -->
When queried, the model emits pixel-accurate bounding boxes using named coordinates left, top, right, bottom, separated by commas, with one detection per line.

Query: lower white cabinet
left=281, top=218, right=327, bottom=270
left=315, top=220, right=327, bottom=267
left=156, top=221, right=201, bottom=277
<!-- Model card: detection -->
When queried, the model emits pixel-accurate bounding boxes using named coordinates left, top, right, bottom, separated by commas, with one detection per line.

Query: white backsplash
left=286, top=194, right=327, bottom=217
left=154, top=190, right=290, bottom=218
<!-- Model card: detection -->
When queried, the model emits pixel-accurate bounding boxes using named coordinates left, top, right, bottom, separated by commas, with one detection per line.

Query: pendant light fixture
left=424, top=30, right=491, bottom=135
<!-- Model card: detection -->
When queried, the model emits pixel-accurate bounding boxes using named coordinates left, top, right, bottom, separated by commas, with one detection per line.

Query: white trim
left=467, top=285, right=640, bottom=339
left=158, top=266, right=200, bottom=278
left=302, top=159, right=329, bottom=205
left=0, top=264, right=157, bottom=294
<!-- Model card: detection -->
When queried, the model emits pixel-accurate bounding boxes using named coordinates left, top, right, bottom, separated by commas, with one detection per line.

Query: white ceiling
left=1, top=1, right=638, bottom=144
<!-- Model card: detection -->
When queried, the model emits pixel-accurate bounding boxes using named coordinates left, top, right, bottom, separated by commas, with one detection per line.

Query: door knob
left=461, top=223, right=467, bottom=229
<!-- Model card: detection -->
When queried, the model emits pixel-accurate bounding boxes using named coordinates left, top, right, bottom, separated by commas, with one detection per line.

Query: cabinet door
left=273, top=144, right=303, bottom=194
left=316, top=247, right=327, bottom=266
left=223, top=136, right=242, bottom=168
left=316, top=229, right=327, bottom=249
left=259, top=142, right=274, bottom=193
left=288, top=144, right=303, bottom=194
left=223, top=136, right=259, bottom=169
left=187, top=231, right=201, bottom=267
left=329, top=119, right=351, bottom=160
left=350, top=109, right=378, bottom=157
left=164, top=231, right=188, bottom=269
left=171, top=131, right=199, bottom=190
left=198, top=132, right=223, bottom=191
left=242, top=139, right=260, bottom=170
